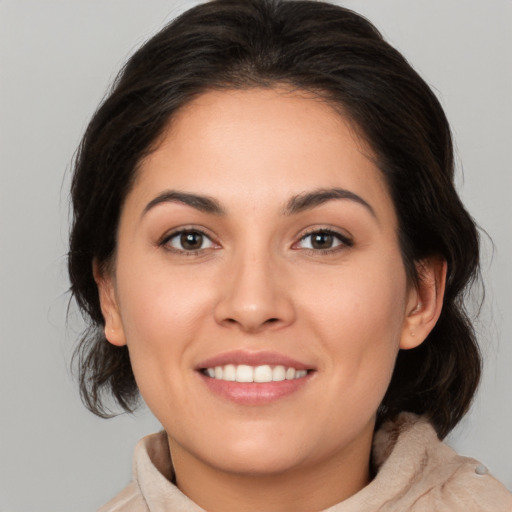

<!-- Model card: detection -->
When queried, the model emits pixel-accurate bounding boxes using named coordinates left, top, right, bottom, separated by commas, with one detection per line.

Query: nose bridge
left=214, top=240, right=295, bottom=332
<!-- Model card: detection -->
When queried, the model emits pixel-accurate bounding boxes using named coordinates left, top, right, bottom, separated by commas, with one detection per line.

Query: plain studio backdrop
left=0, top=1, right=511, bottom=511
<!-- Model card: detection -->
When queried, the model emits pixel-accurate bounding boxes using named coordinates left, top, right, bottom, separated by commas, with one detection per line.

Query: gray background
left=1, top=1, right=510, bottom=510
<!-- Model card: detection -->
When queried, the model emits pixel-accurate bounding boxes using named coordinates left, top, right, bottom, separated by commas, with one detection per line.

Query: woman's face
left=98, top=88, right=426, bottom=479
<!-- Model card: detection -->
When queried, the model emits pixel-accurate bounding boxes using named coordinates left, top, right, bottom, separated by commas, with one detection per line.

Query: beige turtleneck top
left=98, top=414, right=512, bottom=511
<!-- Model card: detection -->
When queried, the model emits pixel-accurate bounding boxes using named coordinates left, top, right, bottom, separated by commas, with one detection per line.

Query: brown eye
left=181, top=232, right=204, bottom=250
left=310, top=232, right=334, bottom=249
left=164, top=230, right=214, bottom=252
left=296, top=229, right=352, bottom=252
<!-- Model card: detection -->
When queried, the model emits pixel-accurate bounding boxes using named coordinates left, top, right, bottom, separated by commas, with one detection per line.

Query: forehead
left=129, top=88, right=394, bottom=223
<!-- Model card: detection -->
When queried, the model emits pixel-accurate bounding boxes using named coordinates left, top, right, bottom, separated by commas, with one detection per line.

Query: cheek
left=114, top=261, right=216, bottom=396
left=303, top=256, right=407, bottom=335
left=300, top=255, right=407, bottom=385
left=117, top=258, right=213, bottom=340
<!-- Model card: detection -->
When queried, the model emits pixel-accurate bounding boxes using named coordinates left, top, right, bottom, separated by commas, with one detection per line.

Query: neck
left=168, top=424, right=374, bottom=512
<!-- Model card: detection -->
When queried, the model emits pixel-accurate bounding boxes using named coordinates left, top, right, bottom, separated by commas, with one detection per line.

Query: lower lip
left=198, top=372, right=313, bottom=405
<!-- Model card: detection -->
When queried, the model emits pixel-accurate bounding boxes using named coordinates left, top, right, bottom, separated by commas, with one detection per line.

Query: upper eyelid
left=300, top=227, right=347, bottom=237
left=297, top=226, right=353, bottom=243
left=159, top=226, right=216, bottom=244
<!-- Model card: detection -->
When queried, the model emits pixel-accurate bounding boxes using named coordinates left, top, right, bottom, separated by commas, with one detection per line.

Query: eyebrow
left=284, top=188, right=376, bottom=217
left=143, top=191, right=226, bottom=216
left=142, top=187, right=375, bottom=219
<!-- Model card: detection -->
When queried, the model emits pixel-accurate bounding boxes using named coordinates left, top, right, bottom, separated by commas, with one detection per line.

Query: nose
left=214, top=250, right=296, bottom=333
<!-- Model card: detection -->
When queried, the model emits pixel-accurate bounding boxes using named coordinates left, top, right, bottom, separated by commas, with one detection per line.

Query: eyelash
left=294, top=228, right=353, bottom=255
left=159, top=228, right=218, bottom=256
left=159, top=227, right=353, bottom=256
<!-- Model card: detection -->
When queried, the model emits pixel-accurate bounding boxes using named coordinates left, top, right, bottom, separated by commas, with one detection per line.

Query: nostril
left=265, top=318, right=279, bottom=324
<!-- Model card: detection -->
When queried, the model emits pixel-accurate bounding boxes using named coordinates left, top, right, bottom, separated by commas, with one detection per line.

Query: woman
left=68, top=0, right=512, bottom=510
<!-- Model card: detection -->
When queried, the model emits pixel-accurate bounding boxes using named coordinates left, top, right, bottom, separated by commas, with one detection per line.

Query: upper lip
left=196, top=350, right=314, bottom=371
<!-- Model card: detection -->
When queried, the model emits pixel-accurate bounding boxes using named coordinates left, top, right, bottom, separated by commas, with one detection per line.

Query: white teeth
left=285, top=367, right=296, bottom=380
left=272, top=365, right=286, bottom=381
left=236, top=364, right=254, bottom=382
left=204, top=364, right=309, bottom=382
left=224, top=364, right=236, bottom=381
left=254, top=365, right=273, bottom=383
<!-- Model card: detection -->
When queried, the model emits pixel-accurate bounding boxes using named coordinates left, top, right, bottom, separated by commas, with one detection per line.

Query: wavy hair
left=69, top=0, right=481, bottom=439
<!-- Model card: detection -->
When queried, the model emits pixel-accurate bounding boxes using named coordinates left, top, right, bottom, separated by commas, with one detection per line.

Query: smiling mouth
left=201, top=364, right=310, bottom=383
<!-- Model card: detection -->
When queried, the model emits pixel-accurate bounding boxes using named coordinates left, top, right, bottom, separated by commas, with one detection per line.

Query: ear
left=400, top=255, right=447, bottom=350
left=93, top=259, right=127, bottom=347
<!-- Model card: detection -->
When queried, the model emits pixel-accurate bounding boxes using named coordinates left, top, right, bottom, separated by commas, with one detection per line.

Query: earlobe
left=92, top=259, right=127, bottom=347
left=400, top=256, right=447, bottom=350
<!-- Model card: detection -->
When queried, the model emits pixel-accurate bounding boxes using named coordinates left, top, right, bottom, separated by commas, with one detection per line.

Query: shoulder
left=435, top=461, right=512, bottom=512
left=95, top=432, right=166, bottom=512
left=373, top=413, right=512, bottom=511
left=97, top=431, right=205, bottom=512
left=97, top=481, right=147, bottom=512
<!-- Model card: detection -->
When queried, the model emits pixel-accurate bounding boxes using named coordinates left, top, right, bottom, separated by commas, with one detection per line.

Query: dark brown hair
left=69, top=0, right=481, bottom=439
